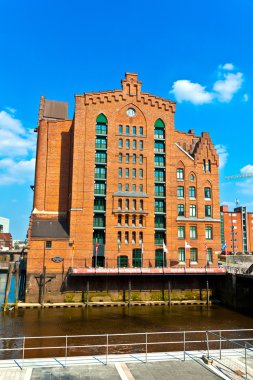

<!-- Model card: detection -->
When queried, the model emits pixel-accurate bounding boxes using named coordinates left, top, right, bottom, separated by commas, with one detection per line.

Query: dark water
left=1, top=304, right=253, bottom=338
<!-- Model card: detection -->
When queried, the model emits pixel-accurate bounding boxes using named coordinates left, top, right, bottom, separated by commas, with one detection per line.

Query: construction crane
left=224, top=173, right=253, bottom=180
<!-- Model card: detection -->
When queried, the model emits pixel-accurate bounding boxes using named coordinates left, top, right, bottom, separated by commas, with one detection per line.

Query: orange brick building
left=220, top=205, right=253, bottom=253
left=27, top=73, right=220, bottom=301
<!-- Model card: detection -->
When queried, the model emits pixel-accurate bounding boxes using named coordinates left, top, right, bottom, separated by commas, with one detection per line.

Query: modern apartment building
left=220, top=205, right=253, bottom=253
left=27, top=73, right=221, bottom=300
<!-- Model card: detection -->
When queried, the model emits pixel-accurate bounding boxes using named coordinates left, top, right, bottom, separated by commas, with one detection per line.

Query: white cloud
left=233, top=164, right=253, bottom=196
left=220, top=63, right=234, bottom=71
left=240, top=164, right=253, bottom=174
left=0, top=108, right=36, bottom=185
left=215, top=144, right=228, bottom=169
left=243, top=93, right=249, bottom=102
left=213, top=72, right=243, bottom=103
left=0, top=158, right=35, bottom=185
left=170, top=63, right=244, bottom=105
left=170, top=80, right=213, bottom=105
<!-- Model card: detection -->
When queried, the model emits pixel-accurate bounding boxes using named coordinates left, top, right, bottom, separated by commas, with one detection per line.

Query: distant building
left=220, top=205, right=253, bottom=253
left=0, top=217, right=10, bottom=233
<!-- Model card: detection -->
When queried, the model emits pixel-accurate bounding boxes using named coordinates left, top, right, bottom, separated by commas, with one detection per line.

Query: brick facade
left=26, top=73, right=220, bottom=301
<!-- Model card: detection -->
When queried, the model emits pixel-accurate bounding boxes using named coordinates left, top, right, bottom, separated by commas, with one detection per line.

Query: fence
left=0, top=329, right=253, bottom=372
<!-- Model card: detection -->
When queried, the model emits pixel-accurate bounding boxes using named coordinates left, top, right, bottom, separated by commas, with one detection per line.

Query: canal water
left=0, top=273, right=253, bottom=359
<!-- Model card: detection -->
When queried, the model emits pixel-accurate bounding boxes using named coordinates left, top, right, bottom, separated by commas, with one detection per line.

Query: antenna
left=235, top=198, right=239, bottom=206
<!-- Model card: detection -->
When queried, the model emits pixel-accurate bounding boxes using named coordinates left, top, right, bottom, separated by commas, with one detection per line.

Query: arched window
left=96, top=114, right=107, bottom=135
left=154, top=119, right=165, bottom=139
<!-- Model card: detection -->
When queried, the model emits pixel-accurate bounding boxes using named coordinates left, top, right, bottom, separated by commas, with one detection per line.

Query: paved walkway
left=0, top=361, right=221, bottom=380
left=1, top=350, right=252, bottom=380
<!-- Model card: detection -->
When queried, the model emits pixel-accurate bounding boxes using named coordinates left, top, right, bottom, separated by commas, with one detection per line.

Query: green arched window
left=154, top=119, right=165, bottom=139
left=96, top=114, right=107, bottom=135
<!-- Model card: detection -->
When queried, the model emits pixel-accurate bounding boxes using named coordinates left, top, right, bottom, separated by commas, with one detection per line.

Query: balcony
left=95, top=174, right=106, bottom=180
left=95, top=143, right=107, bottom=150
left=154, top=148, right=165, bottom=154
left=95, top=158, right=107, bottom=164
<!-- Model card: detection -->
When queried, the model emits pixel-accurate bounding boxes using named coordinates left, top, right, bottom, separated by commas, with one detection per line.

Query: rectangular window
left=118, top=215, right=122, bottom=225
left=94, top=182, right=106, bottom=194
left=132, top=216, right=136, bottom=226
left=126, top=139, right=130, bottom=149
left=118, top=153, right=122, bottom=163
left=204, top=187, right=211, bottom=199
left=132, top=232, right=136, bottom=244
left=125, top=183, right=129, bottom=191
left=126, top=153, right=129, bottom=163
left=207, top=248, right=212, bottom=262
left=94, top=198, right=105, bottom=211
left=190, top=226, right=197, bottom=239
left=139, top=169, right=143, bottom=179
left=190, top=248, right=198, bottom=262
left=133, top=199, right=137, bottom=210
left=125, top=232, right=129, bottom=244
left=133, top=140, right=137, bottom=149
left=177, top=168, right=184, bottom=180
left=178, top=204, right=184, bottom=216
left=139, top=155, right=143, bottom=164
left=139, top=184, right=143, bottom=192
left=132, top=126, right=136, bottom=135
left=96, top=123, right=107, bottom=135
left=189, top=186, right=196, bottom=198
left=155, top=200, right=165, bottom=212
left=140, top=200, right=143, bottom=210
left=125, top=199, right=129, bottom=209
left=118, top=168, right=122, bottom=178
left=190, top=205, right=196, bottom=217
left=132, top=168, right=136, bottom=178
left=118, top=125, right=123, bottom=134
left=118, top=183, right=122, bottom=191
left=140, top=140, right=143, bottom=150
left=46, top=241, right=52, bottom=249
left=125, top=215, right=129, bottom=226
left=139, top=216, right=143, bottom=227
left=205, top=205, right=212, bottom=217
left=205, top=226, right=213, bottom=239
left=177, top=186, right=184, bottom=198
left=132, top=154, right=136, bottom=163
left=126, top=125, right=130, bottom=134
left=125, top=168, right=129, bottom=178
left=155, top=184, right=165, bottom=197
left=119, top=139, right=123, bottom=148
left=139, top=126, right=143, bottom=135
left=132, top=184, right=136, bottom=191
left=95, top=152, right=106, bottom=163
left=178, top=226, right=185, bottom=239
left=95, top=166, right=106, bottom=179
left=154, top=155, right=165, bottom=167
left=178, top=248, right=185, bottom=262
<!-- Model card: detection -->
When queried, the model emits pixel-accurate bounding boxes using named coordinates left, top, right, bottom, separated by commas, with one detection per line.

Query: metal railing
left=206, top=330, right=253, bottom=379
left=1, top=329, right=253, bottom=370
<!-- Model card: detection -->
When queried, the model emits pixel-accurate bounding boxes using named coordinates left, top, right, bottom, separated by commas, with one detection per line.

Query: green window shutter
left=154, top=119, right=165, bottom=128
left=96, top=114, right=107, bottom=124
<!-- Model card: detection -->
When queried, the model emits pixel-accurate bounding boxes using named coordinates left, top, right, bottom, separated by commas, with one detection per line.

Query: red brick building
left=220, top=205, right=253, bottom=253
left=27, top=73, right=221, bottom=301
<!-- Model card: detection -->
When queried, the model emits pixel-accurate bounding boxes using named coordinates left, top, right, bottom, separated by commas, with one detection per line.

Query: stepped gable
left=174, top=129, right=201, bottom=158
left=192, top=132, right=219, bottom=165
left=81, top=72, right=176, bottom=113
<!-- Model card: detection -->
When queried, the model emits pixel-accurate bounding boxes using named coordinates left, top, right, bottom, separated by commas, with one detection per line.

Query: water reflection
left=0, top=305, right=253, bottom=338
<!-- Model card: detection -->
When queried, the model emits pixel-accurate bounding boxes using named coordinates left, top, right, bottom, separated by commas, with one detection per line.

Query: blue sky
left=1, top=0, right=253, bottom=239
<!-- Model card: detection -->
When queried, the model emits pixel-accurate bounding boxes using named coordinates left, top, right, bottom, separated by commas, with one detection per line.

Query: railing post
left=219, top=330, right=222, bottom=360
left=183, top=331, right=186, bottom=361
left=106, top=334, right=108, bottom=365
left=145, top=333, right=148, bottom=363
left=245, top=343, right=248, bottom=380
left=65, top=335, right=68, bottom=367
left=22, top=336, right=25, bottom=369
left=206, top=331, right=209, bottom=359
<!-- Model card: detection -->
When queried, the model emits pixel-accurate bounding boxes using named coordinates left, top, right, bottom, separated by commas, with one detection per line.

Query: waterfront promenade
left=1, top=349, right=252, bottom=380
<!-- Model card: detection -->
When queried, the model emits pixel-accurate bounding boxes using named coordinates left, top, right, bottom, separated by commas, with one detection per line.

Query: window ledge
left=178, top=262, right=186, bottom=265
left=190, top=262, right=198, bottom=265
